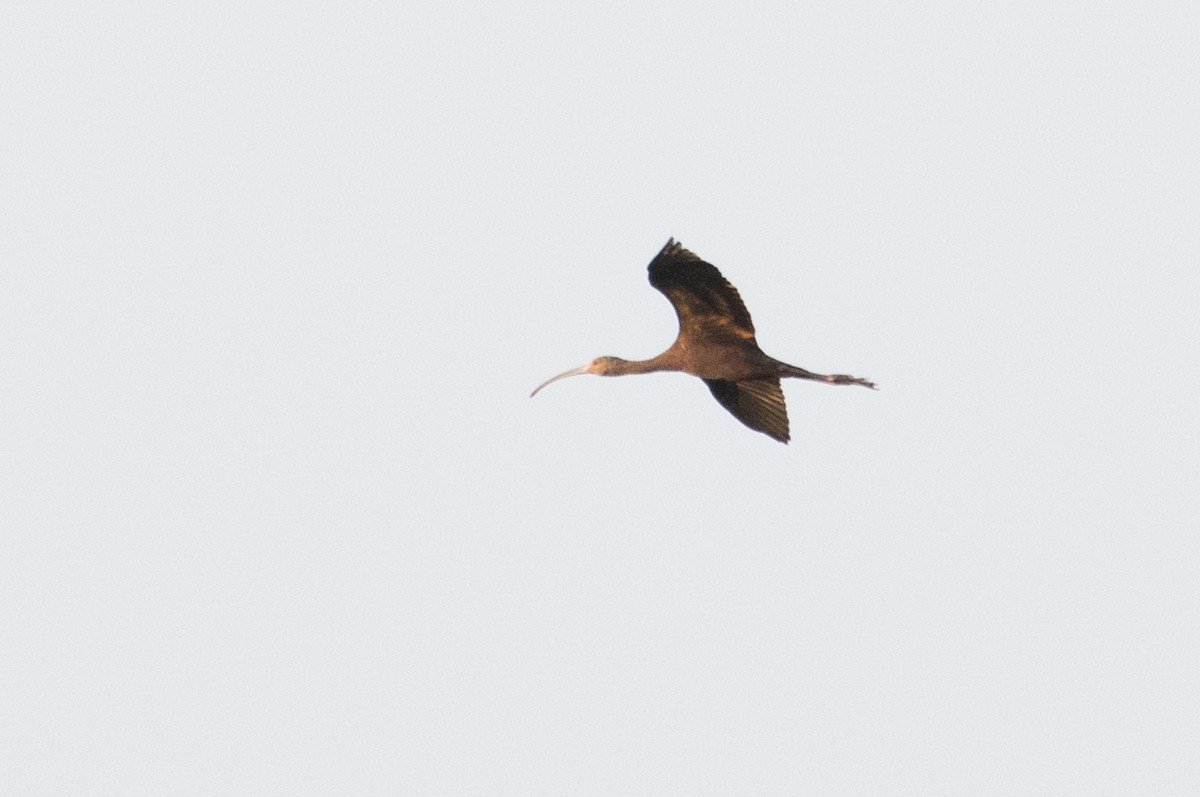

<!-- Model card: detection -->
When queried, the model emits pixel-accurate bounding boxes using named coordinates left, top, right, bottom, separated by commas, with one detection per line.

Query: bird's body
left=531, top=239, right=875, bottom=443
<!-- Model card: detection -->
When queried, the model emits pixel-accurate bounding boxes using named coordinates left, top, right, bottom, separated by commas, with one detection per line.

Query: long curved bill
left=530, top=364, right=592, bottom=397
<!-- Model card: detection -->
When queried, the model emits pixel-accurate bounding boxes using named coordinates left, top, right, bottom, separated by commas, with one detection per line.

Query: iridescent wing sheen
left=648, top=239, right=757, bottom=345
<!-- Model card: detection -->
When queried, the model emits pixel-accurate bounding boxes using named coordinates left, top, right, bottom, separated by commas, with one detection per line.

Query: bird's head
left=529, top=356, right=629, bottom=397
left=587, top=356, right=629, bottom=376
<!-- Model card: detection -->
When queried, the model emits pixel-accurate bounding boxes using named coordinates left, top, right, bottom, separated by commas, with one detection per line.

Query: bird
left=530, top=238, right=875, bottom=443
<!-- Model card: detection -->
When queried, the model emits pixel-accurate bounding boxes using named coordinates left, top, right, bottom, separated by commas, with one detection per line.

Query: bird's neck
left=606, top=352, right=676, bottom=376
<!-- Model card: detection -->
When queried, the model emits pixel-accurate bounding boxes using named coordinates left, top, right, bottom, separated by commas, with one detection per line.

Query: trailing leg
left=778, top=362, right=876, bottom=390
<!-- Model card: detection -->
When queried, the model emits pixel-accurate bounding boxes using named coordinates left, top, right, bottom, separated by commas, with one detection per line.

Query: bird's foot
left=826, top=374, right=877, bottom=390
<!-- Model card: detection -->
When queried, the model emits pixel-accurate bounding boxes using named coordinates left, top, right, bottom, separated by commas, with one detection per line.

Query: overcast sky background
left=3, top=2, right=1198, bottom=794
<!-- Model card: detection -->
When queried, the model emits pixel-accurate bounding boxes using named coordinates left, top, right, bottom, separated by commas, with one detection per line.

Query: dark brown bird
left=531, top=239, right=875, bottom=443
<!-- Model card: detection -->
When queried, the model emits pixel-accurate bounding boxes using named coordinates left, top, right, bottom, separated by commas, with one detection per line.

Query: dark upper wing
left=647, top=239, right=756, bottom=343
left=704, top=378, right=790, bottom=443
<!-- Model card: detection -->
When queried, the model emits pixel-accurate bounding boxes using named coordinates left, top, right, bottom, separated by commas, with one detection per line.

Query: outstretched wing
left=648, top=239, right=756, bottom=344
left=704, top=378, right=791, bottom=443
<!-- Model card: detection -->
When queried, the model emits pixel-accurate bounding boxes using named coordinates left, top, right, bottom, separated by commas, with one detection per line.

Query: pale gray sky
left=3, top=2, right=1198, bottom=794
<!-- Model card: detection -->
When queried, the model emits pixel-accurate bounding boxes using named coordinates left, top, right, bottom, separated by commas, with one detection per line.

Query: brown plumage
left=531, top=239, right=875, bottom=443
